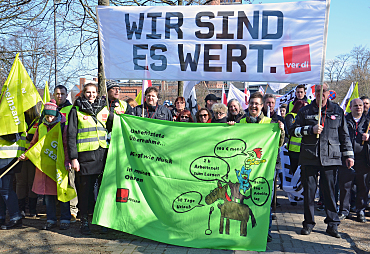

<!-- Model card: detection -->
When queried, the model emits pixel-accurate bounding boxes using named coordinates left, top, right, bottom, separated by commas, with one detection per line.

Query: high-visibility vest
left=286, top=113, right=302, bottom=152
left=0, top=135, right=25, bottom=159
left=239, top=116, right=272, bottom=124
left=111, top=100, right=128, bottom=114
left=288, top=98, right=311, bottom=113
left=60, top=105, right=73, bottom=125
left=75, top=106, right=109, bottom=152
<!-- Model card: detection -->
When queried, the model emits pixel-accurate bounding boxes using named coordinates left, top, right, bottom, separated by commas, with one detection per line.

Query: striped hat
left=44, top=99, right=58, bottom=116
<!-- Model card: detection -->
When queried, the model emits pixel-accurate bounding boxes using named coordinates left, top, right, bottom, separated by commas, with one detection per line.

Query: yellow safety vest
left=0, top=134, right=25, bottom=159
left=60, top=105, right=73, bottom=125
left=288, top=98, right=311, bottom=113
left=75, top=106, right=109, bottom=152
left=111, top=100, right=128, bottom=114
left=286, top=113, right=301, bottom=152
left=239, top=116, right=272, bottom=124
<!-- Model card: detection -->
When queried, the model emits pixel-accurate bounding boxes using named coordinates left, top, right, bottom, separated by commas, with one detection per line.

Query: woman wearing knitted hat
left=67, top=83, right=113, bottom=235
left=19, top=100, right=71, bottom=230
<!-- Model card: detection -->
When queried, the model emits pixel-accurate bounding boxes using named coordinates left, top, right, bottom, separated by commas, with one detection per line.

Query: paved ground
left=1, top=190, right=369, bottom=253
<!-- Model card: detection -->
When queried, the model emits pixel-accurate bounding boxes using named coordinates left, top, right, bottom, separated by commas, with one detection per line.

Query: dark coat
left=227, top=112, right=245, bottom=123
left=345, top=113, right=370, bottom=164
left=133, top=102, right=173, bottom=121
left=288, top=99, right=354, bottom=166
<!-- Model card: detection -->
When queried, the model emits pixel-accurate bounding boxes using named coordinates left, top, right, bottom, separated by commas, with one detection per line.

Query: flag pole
left=317, top=0, right=331, bottom=139
left=0, top=160, right=19, bottom=179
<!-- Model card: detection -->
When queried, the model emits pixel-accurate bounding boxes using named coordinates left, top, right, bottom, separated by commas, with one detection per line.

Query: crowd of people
left=0, top=81, right=369, bottom=243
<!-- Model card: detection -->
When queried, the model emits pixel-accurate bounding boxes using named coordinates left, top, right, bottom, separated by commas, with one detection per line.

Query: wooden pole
left=0, top=160, right=19, bottom=179
left=362, top=122, right=370, bottom=145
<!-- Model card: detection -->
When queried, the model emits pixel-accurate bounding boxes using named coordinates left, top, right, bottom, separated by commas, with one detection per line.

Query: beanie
left=43, top=99, right=58, bottom=116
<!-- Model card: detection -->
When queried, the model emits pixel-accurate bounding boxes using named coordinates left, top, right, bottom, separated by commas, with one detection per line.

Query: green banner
left=93, top=115, right=280, bottom=251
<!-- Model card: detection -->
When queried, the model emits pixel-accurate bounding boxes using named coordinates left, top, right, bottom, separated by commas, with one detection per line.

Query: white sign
left=97, top=1, right=328, bottom=83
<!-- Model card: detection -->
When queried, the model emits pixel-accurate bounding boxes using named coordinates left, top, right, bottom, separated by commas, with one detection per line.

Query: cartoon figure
left=236, top=148, right=266, bottom=194
left=205, top=181, right=256, bottom=237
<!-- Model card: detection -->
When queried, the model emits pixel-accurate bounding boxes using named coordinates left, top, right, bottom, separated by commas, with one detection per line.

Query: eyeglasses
left=199, top=114, right=208, bottom=117
left=110, top=88, right=120, bottom=92
left=215, top=112, right=226, bottom=115
left=180, top=116, right=189, bottom=119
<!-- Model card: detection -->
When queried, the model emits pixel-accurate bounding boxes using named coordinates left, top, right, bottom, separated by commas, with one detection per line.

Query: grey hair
left=227, top=99, right=242, bottom=111
left=262, top=93, right=276, bottom=104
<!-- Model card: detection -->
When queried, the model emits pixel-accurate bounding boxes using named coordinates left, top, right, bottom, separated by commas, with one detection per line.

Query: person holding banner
left=195, top=108, right=212, bottom=123
left=289, top=84, right=354, bottom=238
left=19, top=100, right=71, bottom=230
left=175, top=110, right=194, bottom=123
left=211, top=104, right=228, bottom=123
left=287, top=85, right=311, bottom=113
left=0, top=134, right=23, bottom=230
left=227, top=99, right=245, bottom=123
left=67, top=83, right=112, bottom=235
left=133, top=87, right=172, bottom=121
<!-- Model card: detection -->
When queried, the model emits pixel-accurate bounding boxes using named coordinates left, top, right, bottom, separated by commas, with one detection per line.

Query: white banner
left=275, top=84, right=315, bottom=109
left=227, top=83, right=248, bottom=110
left=97, top=1, right=328, bottom=83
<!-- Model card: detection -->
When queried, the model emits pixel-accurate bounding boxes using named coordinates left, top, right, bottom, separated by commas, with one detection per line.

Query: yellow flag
left=135, top=90, right=142, bottom=105
left=0, top=54, right=42, bottom=136
left=40, top=81, right=51, bottom=112
left=25, top=123, right=76, bottom=202
left=345, top=82, right=359, bottom=113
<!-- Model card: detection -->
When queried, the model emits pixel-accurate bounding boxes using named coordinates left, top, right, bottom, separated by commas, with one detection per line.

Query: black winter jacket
left=345, top=113, right=370, bottom=160
left=133, top=102, right=173, bottom=121
left=288, top=99, right=354, bottom=166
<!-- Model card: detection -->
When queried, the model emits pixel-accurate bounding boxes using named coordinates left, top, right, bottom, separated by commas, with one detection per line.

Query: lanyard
left=146, top=104, right=158, bottom=119
left=321, top=104, right=328, bottom=127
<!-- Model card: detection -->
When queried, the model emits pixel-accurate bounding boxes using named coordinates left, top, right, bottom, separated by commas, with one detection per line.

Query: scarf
left=42, top=113, right=62, bottom=126
left=75, top=95, right=106, bottom=116
left=245, top=111, right=263, bottom=123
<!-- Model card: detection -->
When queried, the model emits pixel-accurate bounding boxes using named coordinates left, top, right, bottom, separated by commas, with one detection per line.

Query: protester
left=133, top=87, right=172, bottom=121
left=126, top=98, right=138, bottom=108
left=195, top=108, right=212, bottom=123
left=360, top=95, right=370, bottom=116
left=279, top=104, right=287, bottom=118
left=287, top=84, right=311, bottom=113
left=16, top=106, right=40, bottom=218
left=0, top=134, right=23, bottom=229
left=163, top=100, right=172, bottom=108
left=19, top=100, right=71, bottom=230
left=263, top=94, right=288, bottom=144
left=285, top=100, right=308, bottom=206
left=176, top=110, right=194, bottom=123
left=289, top=84, right=354, bottom=238
left=53, top=85, right=78, bottom=223
left=205, top=94, right=220, bottom=118
left=211, top=103, right=228, bottom=123
left=67, top=83, right=113, bottom=235
left=227, top=99, right=245, bottom=123
left=106, top=80, right=133, bottom=116
left=172, top=97, right=187, bottom=121
left=338, top=98, right=370, bottom=223
left=228, top=92, right=285, bottom=242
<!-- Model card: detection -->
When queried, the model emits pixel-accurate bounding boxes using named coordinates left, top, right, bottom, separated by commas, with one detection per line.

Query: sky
left=258, top=0, right=370, bottom=60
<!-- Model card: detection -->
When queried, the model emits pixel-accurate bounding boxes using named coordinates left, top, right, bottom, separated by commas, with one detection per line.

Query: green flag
left=41, top=81, right=51, bottom=112
left=93, top=115, right=280, bottom=251
left=25, top=123, right=76, bottom=202
left=345, top=82, right=359, bottom=113
left=0, top=53, right=42, bottom=136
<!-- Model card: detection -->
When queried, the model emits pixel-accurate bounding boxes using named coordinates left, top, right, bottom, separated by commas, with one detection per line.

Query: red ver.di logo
left=283, top=44, right=311, bottom=74
left=116, top=188, right=129, bottom=203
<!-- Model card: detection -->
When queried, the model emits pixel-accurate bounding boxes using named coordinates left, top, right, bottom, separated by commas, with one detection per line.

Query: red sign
left=283, top=44, right=311, bottom=74
left=116, top=188, right=129, bottom=203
